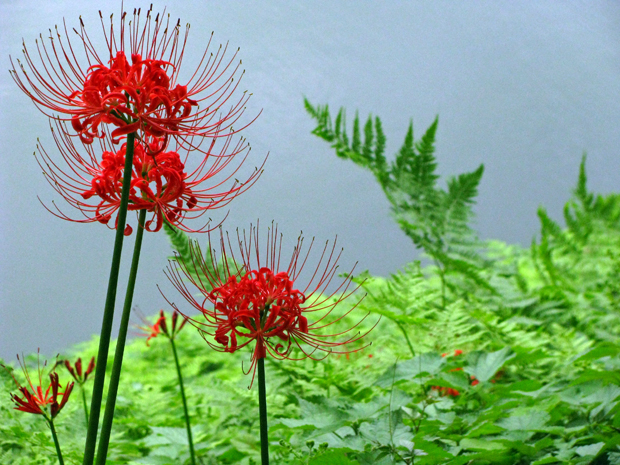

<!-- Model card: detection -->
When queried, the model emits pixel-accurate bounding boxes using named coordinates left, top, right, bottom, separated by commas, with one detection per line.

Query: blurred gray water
left=1, top=1, right=619, bottom=360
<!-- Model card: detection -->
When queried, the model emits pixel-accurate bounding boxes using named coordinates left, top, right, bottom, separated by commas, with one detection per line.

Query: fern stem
left=258, top=357, right=269, bottom=464
left=95, top=208, right=147, bottom=465
left=433, top=259, right=446, bottom=311
left=170, top=337, right=196, bottom=465
left=396, top=322, right=415, bottom=357
left=83, top=131, right=136, bottom=465
left=48, top=418, right=65, bottom=465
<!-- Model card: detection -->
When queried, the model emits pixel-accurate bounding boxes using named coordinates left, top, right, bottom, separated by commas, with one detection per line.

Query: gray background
left=1, top=1, right=619, bottom=361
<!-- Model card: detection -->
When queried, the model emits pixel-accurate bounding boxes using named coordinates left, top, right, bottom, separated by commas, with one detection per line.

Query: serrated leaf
left=466, top=421, right=505, bottom=438
left=278, top=398, right=349, bottom=434
left=497, top=410, right=550, bottom=431
left=573, top=343, right=620, bottom=363
left=532, top=455, right=560, bottom=465
left=375, top=353, right=445, bottom=387
left=460, top=438, right=506, bottom=451
left=464, top=347, right=515, bottom=383
left=575, top=442, right=605, bottom=457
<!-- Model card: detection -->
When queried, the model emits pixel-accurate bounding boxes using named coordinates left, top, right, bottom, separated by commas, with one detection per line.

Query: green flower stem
left=80, top=384, right=89, bottom=425
left=48, top=418, right=65, bottom=465
left=257, top=357, right=269, bottom=465
left=83, top=131, right=136, bottom=465
left=95, top=208, right=147, bottom=465
left=170, top=337, right=196, bottom=465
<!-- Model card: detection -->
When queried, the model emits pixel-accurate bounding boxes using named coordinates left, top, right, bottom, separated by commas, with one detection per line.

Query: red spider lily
left=63, top=357, right=95, bottom=384
left=36, top=120, right=262, bottom=234
left=164, top=222, right=375, bottom=386
left=2, top=353, right=74, bottom=419
left=134, top=311, right=165, bottom=346
left=11, top=5, right=252, bottom=149
left=134, top=309, right=188, bottom=345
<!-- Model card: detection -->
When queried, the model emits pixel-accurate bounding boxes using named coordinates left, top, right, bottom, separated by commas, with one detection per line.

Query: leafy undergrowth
left=3, top=108, right=620, bottom=464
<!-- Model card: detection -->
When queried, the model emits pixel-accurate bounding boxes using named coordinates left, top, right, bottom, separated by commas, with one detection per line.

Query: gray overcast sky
left=1, top=1, right=620, bottom=360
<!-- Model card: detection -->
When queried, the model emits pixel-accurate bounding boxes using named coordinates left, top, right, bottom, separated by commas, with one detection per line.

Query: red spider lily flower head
left=133, top=308, right=165, bottom=346
left=164, top=222, right=376, bottom=387
left=63, top=356, right=95, bottom=384
left=2, top=351, right=74, bottom=420
left=36, top=120, right=263, bottom=234
left=133, top=308, right=188, bottom=345
left=11, top=5, right=254, bottom=149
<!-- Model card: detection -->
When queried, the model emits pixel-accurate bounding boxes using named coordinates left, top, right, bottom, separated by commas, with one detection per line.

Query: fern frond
left=574, top=153, right=593, bottom=210
left=307, top=99, right=487, bottom=294
left=414, top=116, right=438, bottom=161
left=444, top=165, right=484, bottom=224
left=350, top=112, right=361, bottom=155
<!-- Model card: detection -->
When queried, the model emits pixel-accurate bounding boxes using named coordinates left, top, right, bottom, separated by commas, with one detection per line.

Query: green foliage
left=163, top=222, right=240, bottom=293
left=4, top=110, right=620, bottom=464
left=305, top=99, right=491, bottom=306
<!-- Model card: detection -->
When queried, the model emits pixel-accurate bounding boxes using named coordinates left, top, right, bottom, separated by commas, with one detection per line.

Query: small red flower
left=134, top=309, right=165, bottom=346
left=432, top=350, right=465, bottom=397
left=63, top=357, right=95, bottom=384
left=165, top=222, right=375, bottom=386
left=11, top=6, right=252, bottom=148
left=36, top=122, right=262, bottom=234
left=2, top=352, right=74, bottom=419
left=134, top=309, right=188, bottom=345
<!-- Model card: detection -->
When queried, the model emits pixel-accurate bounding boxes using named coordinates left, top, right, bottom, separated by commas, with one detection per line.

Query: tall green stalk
left=48, top=419, right=65, bottom=465
left=83, top=132, right=136, bottom=465
left=95, top=208, right=147, bottom=465
left=257, top=357, right=269, bottom=465
left=170, top=337, right=196, bottom=465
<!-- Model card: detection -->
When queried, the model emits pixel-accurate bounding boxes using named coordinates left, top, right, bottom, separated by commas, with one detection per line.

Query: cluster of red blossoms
left=165, top=223, right=375, bottom=386
left=431, top=350, right=502, bottom=397
left=38, top=123, right=260, bottom=234
left=15, top=5, right=262, bottom=235
left=69, top=52, right=199, bottom=145
left=12, top=6, right=250, bottom=146
left=2, top=353, right=73, bottom=420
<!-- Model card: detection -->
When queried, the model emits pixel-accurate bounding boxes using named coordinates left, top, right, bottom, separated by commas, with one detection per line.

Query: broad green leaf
left=143, top=427, right=189, bottom=446
left=464, top=347, right=515, bottom=383
left=575, top=442, right=605, bottom=457
left=572, top=370, right=620, bottom=386
left=375, top=353, right=445, bottom=387
left=573, top=342, right=620, bottom=363
left=460, top=438, right=506, bottom=451
left=278, top=398, right=349, bottom=433
left=466, top=421, right=504, bottom=438
left=496, top=410, right=550, bottom=431
left=532, top=456, right=561, bottom=465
